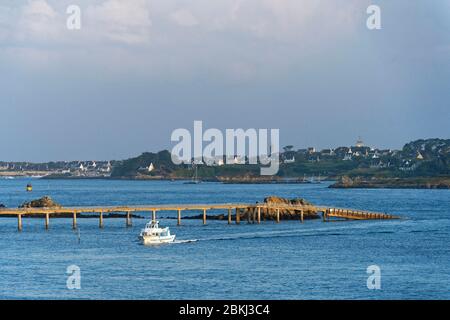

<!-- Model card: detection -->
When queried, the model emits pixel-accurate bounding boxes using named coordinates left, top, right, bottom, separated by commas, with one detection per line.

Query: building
left=283, top=156, right=295, bottom=164
left=138, top=163, right=155, bottom=172
left=343, top=154, right=352, bottom=161
left=355, top=137, right=364, bottom=148
left=320, top=149, right=335, bottom=156
left=233, top=156, right=245, bottom=165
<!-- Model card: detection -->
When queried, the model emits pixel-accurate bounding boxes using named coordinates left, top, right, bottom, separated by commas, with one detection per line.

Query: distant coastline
left=2, top=173, right=442, bottom=189
left=1, top=138, right=449, bottom=189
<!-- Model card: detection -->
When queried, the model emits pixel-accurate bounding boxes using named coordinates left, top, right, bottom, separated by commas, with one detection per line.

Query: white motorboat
left=139, top=220, right=175, bottom=245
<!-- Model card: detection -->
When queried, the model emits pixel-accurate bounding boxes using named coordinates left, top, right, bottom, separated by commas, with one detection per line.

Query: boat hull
left=141, top=235, right=176, bottom=245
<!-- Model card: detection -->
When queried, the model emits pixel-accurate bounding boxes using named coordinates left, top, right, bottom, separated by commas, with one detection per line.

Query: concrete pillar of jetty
left=45, top=213, right=50, bottom=230
left=203, top=209, right=207, bottom=225
left=126, top=211, right=132, bottom=227
left=18, top=214, right=23, bottom=232
left=228, top=208, right=232, bottom=225
left=252, top=208, right=256, bottom=224
left=99, top=211, right=104, bottom=229
left=257, top=207, right=261, bottom=224
left=276, top=208, right=280, bottom=223
left=236, top=208, right=240, bottom=224
left=152, top=210, right=156, bottom=222
left=322, top=209, right=327, bottom=222
left=72, top=211, right=77, bottom=230
left=300, top=210, right=304, bottom=223
left=177, top=209, right=182, bottom=226
left=247, top=208, right=251, bottom=224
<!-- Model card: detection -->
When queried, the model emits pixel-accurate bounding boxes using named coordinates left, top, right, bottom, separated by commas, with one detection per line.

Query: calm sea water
left=0, top=178, right=449, bottom=299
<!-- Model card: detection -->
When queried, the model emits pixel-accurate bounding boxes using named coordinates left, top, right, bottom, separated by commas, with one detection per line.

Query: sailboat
left=299, top=174, right=310, bottom=184
left=309, top=174, right=322, bottom=184
left=184, top=165, right=201, bottom=184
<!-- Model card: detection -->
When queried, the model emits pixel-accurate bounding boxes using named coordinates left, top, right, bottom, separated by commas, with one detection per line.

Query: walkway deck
left=0, top=203, right=399, bottom=231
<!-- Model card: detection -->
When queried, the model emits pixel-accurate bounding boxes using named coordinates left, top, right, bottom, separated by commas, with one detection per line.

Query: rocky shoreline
left=42, top=174, right=327, bottom=184
left=11, top=173, right=450, bottom=189
left=330, top=176, right=450, bottom=189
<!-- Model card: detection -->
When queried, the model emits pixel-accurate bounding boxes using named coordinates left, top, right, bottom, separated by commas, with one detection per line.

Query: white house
left=233, top=156, right=245, bottom=164
left=284, top=156, right=295, bottom=164
left=343, top=154, right=352, bottom=161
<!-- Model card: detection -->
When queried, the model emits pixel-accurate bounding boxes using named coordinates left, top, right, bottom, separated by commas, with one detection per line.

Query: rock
left=330, top=176, right=450, bottom=189
left=332, top=175, right=355, bottom=187
left=0, top=203, right=6, bottom=208
left=19, top=196, right=62, bottom=209
left=242, top=196, right=319, bottom=220
left=264, top=196, right=314, bottom=207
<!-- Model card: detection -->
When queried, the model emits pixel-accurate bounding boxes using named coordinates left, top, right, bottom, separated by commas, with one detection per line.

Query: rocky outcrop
left=330, top=176, right=357, bottom=188
left=264, top=196, right=314, bottom=207
left=241, top=196, right=319, bottom=220
left=174, top=196, right=320, bottom=221
left=19, top=196, right=62, bottom=208
left=330, top=176, right=450, bottom=189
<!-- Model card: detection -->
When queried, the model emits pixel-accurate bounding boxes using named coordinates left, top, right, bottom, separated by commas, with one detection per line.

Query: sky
left=0, top=0, right=449, bottom=162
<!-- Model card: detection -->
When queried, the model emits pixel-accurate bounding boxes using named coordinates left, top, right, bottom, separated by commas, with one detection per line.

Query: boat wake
left=162, top=221, right=403, bottom=245
left=177, top=222, right=399, bottom=243
left=172, top=239, right=199, bottom=244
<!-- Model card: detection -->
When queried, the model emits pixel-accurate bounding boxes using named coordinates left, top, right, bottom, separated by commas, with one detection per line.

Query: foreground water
left=0, top=178, right=449, bottom=299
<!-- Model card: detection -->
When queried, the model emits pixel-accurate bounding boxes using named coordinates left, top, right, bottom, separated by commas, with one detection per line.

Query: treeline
left=111, top=138, right=450, bottom=179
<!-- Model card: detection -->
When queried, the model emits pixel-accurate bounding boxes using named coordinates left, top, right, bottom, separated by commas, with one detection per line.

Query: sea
left=0, top=178, right=449, bottom=299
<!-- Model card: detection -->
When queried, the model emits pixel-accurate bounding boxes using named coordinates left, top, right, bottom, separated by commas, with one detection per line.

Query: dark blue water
left=0, top=178, right=449, bottom=299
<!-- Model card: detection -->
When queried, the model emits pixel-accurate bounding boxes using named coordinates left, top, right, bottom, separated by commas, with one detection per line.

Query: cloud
left=0, top=5, right=14, bottom=41
left=85, top=0, right=152, bottom=44
left=11, top=0, right=62, bottom=43
left=169, top=9, right=199, bottom=27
